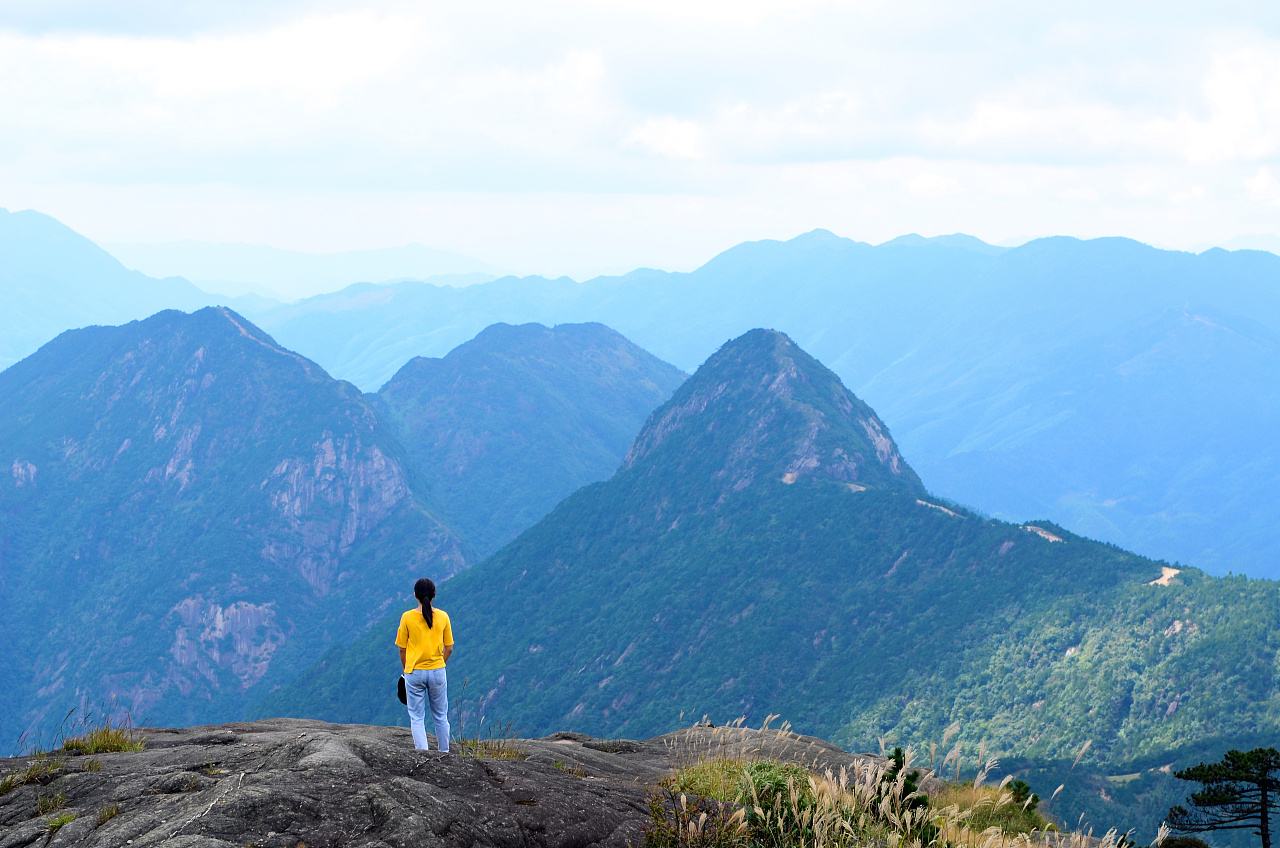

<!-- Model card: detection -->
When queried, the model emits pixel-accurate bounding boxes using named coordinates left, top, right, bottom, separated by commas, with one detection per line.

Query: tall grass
left=646, top=720, right=1164, bottom=848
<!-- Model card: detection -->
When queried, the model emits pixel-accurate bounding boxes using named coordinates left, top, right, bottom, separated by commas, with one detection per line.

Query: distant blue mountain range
left=244, top=229, right=1280, bottom=579
left=3, top=209, right=1277, bottom=578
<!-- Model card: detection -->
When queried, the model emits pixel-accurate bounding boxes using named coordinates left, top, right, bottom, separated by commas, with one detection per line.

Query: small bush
left=664, top=758, right=750, bottom=802
left=1159, top=838, right=1210, bottom=848
left=62, top=724, right=143, bottom=755
left=45, top=812, right=77, bottom=833
left=740, top=760, right=820, bottom=845
left=644, top=786, right=749, bottom=848
left=95, top=804, right=121, bottom=827
left=1008, top=778, right=1040, bottom=812
left=83, top=759, right=103, bottom=773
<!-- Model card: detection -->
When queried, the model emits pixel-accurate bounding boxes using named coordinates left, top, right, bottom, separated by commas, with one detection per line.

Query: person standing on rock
left=396, top=578, right=453, bottom=752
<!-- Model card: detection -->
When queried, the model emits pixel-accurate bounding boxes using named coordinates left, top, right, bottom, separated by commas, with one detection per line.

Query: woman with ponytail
left=395, top=577, right=454, bottom=751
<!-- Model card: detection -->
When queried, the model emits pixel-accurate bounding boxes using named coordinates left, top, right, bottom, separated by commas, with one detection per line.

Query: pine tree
left=1169, top=749, right=1280, bottom=848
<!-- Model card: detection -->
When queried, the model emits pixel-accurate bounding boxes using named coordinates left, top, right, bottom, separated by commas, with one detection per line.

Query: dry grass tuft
left=552, top=759, right=589, bottom=778
left=456, top=737, right=529, bottom=760
left=62, top=723, right=144, bottom=755
left=95, top=803, right=121, bottom=827
left=0, top=757, right=62, bottom=796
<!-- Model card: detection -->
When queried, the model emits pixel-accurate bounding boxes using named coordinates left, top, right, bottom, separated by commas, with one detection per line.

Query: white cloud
left=1, top=0, right=1278, bottom=279
left=626, top=117, right=709, bottom=160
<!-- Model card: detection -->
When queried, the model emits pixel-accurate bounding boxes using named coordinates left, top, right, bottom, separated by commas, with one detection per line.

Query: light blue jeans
left=404, top=667, right=449, bottom=752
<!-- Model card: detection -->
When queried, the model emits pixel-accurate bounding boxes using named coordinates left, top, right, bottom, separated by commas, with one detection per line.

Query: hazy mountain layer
left=248, top=233, right=1280, bottom=577
left=0, top=308, right=466, bottom=748
left=275, top=329, right=1280, bottom=835
left=375, top=322, right=686, bottom=557
left=0, top=208, right=213, bottom=373
left=0, top=310, right=689, bottom=748
left=107, top=240, right=496, bottom=300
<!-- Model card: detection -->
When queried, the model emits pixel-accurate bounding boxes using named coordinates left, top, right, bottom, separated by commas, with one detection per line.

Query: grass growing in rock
left=45, top=811, right=77, bottom=833
left=456, top=738, right=529, bottom=760
left=36, top=791, right=67, bottom=814
left=0, top=757, right=61, bottom=795
left=62, top=722, right=144, bottom=755
left=553, top=760, right=589, bottom=778
left=95, top=804, right=121, bottom=826
left=454, top=717, right=529, bottom=761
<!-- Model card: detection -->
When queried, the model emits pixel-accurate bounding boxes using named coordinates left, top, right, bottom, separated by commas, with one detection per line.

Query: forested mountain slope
left=273, top=329, right=1280, bottom=834
left=375, top=322, right=685, bottom=557
left=0, top=307, right=465, bottom=747
left=250, top=233, right=1280, bottom=576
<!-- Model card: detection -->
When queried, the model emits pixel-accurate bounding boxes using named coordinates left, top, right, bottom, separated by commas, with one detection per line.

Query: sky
left=2, top=0, right=1279, bottom=283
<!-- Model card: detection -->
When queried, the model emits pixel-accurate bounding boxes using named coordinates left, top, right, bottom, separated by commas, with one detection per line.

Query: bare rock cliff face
left=0, top=309, right=466, bottom=746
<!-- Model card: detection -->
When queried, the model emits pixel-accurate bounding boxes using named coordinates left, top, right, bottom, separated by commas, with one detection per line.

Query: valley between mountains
left=1, top=307, right=1277, bottom=840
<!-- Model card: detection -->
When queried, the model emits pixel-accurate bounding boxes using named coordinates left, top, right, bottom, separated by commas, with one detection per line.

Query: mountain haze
left=0, top=307, right=465, bottom=747
left=0, top=308, right=692, bottom=748
left=0, top=208, right=212, bottom=373
left=108, top=240, right=496, bottom=300
left=376, top=322, right=686, bottom=557
left=248, top=232, right=1280, bottom=577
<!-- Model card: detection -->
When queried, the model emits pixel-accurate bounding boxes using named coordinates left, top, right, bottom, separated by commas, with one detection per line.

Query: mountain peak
left=623, top=329, right=923, bottom=497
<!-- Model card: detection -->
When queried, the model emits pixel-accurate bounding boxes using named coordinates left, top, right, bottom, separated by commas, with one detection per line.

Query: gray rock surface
left=0, top=719, right=887, bottom=848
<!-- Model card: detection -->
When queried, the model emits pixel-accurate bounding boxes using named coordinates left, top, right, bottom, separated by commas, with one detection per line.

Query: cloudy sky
left=2, top=0, right=1279, bottom=281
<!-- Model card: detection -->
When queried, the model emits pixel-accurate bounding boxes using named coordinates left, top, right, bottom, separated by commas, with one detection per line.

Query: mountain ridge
left=373, top=320, right=686, bottom=556
left=0, top=306, right=467, bottom=746
left=271, top=328, right=1279, bottom=839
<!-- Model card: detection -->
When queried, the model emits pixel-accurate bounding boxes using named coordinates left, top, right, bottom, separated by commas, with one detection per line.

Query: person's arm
left=443, top=615, right=454, bottom=664
left=395, top=616, right=409, bottom=670
left=443, top=644, right=453, bottom=663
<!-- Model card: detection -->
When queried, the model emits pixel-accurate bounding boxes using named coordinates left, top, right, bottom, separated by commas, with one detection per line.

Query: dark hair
left=414, top=578, right=436, bottom=629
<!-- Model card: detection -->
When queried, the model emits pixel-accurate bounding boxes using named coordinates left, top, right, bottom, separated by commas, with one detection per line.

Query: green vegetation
left=1169, top=748, right=1280, bottom=848
left=44, top=812, right=77, bottom=833
left=282, top=328, right=1280, bottom=842
left=36, top=791, right=67, bottom=813
left=552, top=760, right=589, bottom=778
left=376, top=321, right=686, bottom=558
left=665, top=758, right=753, bottom=802
left=933, top=783, right=1050, bottom=836
left=62, top=724, right=144, bottom=755
left=647, top=744, right=1083, bottom=848
left=95, top=804, right=121, bottom=827
left=455, top=737, right=529, bottom=761
left=0, top=757, right=61, bottom=795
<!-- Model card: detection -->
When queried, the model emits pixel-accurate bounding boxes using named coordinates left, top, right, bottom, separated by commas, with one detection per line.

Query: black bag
left=397, top=675, right=407, bottom=705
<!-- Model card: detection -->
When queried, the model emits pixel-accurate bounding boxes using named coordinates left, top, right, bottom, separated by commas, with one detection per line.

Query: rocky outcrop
left=0, top=719, right=885, bottom=848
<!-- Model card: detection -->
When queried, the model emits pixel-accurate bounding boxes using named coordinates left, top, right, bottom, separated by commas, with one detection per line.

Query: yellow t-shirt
left=395, top=607, right=453, bottom=673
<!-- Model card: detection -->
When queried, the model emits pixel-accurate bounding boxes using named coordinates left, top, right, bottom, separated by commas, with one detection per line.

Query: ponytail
left=413, top=578, right=436, bottom=629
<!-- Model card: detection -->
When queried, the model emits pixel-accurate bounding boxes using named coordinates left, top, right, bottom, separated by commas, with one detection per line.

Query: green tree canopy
left=1169, top=749, right=1280, bottom=848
